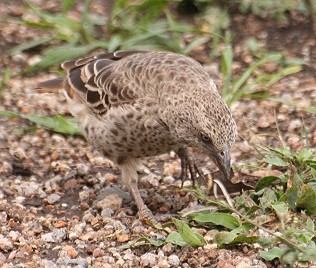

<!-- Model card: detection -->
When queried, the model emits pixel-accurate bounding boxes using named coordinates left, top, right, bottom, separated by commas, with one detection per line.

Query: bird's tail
left=36, top=78, right=66, bottom=92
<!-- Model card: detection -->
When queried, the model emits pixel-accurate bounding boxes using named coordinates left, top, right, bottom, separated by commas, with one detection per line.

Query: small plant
left=121, top=142, right=316, bottom=266
left=220, top=44, right=302, bottom=107
left=259, top=146, right=316, bottom=213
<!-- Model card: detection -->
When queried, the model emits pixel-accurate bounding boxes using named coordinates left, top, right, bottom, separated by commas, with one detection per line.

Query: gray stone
left=47, top=193, right=61, bottom=204
left=168, top=255, right=180, bottom=267
left=140, top=253, right=158, bottom=267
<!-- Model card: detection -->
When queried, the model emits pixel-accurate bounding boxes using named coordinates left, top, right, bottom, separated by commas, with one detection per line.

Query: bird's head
left=168, top=88, right=238, bottom=181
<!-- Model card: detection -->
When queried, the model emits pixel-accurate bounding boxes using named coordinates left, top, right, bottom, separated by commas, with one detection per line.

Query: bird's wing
left=61, top=50, right=149, bottom=114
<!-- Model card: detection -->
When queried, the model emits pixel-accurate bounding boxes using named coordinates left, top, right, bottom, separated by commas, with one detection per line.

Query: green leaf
left=119, top=237, right=165, bottom=249
left=255, top=176, right=280, bottom=192
left=271, top=202, right=289, bottom=224
left=191, top=212, right=240, bottom=230
left=306, top=218, right=315, bottom=232
left=0, top=110, right=19, bottom=119
left=286, top=186, right=299, bottom=211
left=214, top=228, right=258, bottom=247
left=260, top=247, right=297, bottom=265
left=214, top=229, right=239, bottom=247
left=23, top=114, right=82, bottom=136
left=136, top=237, right=165, bottom=247
left=119, top=241, right=133, bottom=249
left=296, top=148, right=314, bottom=163
left=172, top=218, right=206, bottom=247
left=299, top=247, right=316, bottom=262
left=268, top=147, right=293, bottom=158
left=264, top=156, right=289, bottom=167
left=271, top=202, right=288, bottom=216
left=166, top=231, right=187, bottom=247
left=296, top=184, right=316, bottom=214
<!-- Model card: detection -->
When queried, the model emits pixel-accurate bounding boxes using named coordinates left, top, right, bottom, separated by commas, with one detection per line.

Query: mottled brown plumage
left=38, top=51, right=237, bottom=222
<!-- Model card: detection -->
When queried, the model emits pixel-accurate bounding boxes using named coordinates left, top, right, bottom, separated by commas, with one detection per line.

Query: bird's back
left=62, top=51, right=213, bottom=117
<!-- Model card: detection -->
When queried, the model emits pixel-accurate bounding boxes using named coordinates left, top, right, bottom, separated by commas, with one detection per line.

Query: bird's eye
left=202, top=135, right=210, bottom=141
left=219, top=151, right=224, bottom=157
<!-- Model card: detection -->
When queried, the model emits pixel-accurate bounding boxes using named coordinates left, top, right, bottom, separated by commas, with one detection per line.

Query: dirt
left=0, top=1, right=315, bottom=267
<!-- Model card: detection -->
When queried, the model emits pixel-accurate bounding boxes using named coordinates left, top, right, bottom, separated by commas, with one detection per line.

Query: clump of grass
left=236, top=0, right=315, bottom=23
left=8, top=0, right=209, bottom=73
left=220, top=44, right=302, bottom=107
left=108, top=0, right=209, bottom=53
left=8, top=0, right=108, bottom=73
left=185, top=0, right=315, bottom=24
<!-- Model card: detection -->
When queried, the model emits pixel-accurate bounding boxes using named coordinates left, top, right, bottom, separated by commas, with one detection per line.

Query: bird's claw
left=138, top=205, right=162, bottom=228
left=177, top=147, right=207, bottom=187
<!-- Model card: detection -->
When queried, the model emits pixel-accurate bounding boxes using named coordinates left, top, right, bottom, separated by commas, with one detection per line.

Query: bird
left=37, top=50, right=238, bottom=223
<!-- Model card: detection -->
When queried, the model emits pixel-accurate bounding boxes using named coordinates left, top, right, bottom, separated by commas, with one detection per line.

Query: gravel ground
left=0, top=1, right=316, bottom=267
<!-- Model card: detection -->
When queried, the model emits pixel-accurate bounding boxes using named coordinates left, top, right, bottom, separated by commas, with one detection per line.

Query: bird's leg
left=176, top=147, right=207, bottom=187
left=120, top=161, right=157, bottom=225
left=178, top=149, right=189, bottom=187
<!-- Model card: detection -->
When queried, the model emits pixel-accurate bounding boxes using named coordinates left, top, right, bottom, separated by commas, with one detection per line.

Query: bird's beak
left=208, top=147, right=232, bottom=181
left=221, top=150, right=231, bottom=180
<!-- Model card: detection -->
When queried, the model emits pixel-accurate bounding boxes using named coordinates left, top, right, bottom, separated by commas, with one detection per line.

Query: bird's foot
left=176, top=147, right=207, bottom=187
left=138, top=205, right=162, bottom=228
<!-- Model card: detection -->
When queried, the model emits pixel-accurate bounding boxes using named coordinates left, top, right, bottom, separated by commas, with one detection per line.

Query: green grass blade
left=0, top=110, right=19, bottom=119
left=221, top=46, right=233, bottom=99
left=8, top=36, right=55, bottom=56
left=61, top=0, right=76, bottom=14
left=24, top=43, right=102, bottom=73
left=23, top=114, right=82, bottom=135
left=184, top=36, right=210, bottom=54
left=79, top=0, right=94, bottom=42
left=107, top=35, right=122, bottom=52
left=0, top=68, right=11, bottom=92
left=231, top=53, right=283, bottom=94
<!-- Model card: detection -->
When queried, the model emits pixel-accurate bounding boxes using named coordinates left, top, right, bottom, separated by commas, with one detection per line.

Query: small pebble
left=8, top=231, right=20, bottom=241
left=64, top=245, right=78, bottom=259
left=47, top=193, right=61, bottom=204
left=0, top=252, right=6, bottom=265
left=68, top=232, right=78, bottom=241
left=93, top=248, right=103, bottom=258
left=140, top=253, right=158, bottom=267
left=95, top=194, right=123, bottom=210
left=101, top=208, right=114, bottom=218
left=0, top=235, right=13, bottom=252
left=116, top=234, right=129, bottom=243
left=41, top=233, right=55, bottom=243
left=168, top=255, right=180, bottom=267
